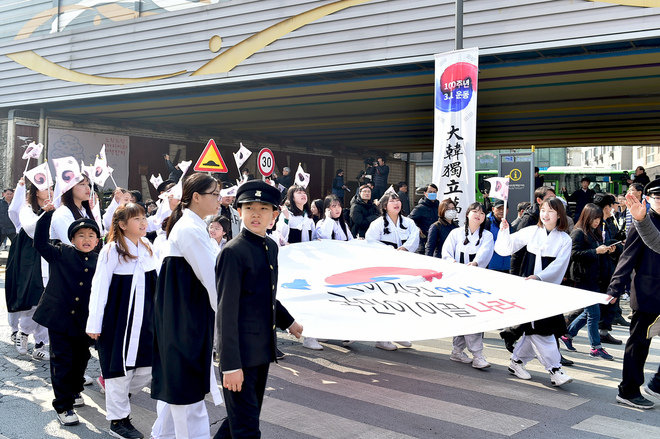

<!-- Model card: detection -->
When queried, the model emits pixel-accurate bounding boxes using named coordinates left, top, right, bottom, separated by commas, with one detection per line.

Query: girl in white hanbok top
left=87, top=203, right=159, bottom=438
left=442, top=202, right=494, bottom=369
left=50, top=176, right=95, bottom=245
left=277, top=185, right=316, bottom=243
left=316, top=194, right=354, bottom=242
left=365, top=192, right=418, bottom=351
left=5, top=179, right=52, bottom=360
left=494, top=197, right=574, bottom=387
left=365, top=192, right=419, bottom=253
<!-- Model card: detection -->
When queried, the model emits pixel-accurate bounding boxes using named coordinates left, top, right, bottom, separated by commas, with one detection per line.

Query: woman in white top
left=303, top=195, right=354, bottom=351
left=277, top=185, right=316, bottom=243
left=494, top=197, right=574, bottom=387
left=365, top=192, right=418, bottom=351
left=442, top=202, right=494, bottom=369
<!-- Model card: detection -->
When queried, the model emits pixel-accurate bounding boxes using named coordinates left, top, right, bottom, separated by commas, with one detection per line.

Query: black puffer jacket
left=350, top=197, right=380, bottom=238
left=569, top=228, right=610, bottom=293
left=409, top=197, right=439, bottom=238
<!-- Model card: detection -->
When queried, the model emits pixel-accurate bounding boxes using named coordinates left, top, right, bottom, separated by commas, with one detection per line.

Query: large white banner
left=48, top=128, right=129, bottom=189
left=278, top=240, right=605, bottom=341
left=432, top=48, right=479, bottom=221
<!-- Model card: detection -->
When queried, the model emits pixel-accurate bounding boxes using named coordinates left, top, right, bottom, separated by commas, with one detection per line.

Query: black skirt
left=5, top=229, right=44, bottom=312
left=151, top=256, right=214, bottom=405
left=519, top=253, right=567, bottom=337
left=98, top=271, right=157, bottom=379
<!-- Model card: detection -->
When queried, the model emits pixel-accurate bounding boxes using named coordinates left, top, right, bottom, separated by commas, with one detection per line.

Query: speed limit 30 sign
left=257, top=148, right=275, bottom=177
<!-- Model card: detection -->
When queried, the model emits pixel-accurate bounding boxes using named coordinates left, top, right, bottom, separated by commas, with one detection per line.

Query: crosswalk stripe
left=335, top=347, right=589, bottom=410
left=269, top=362, right=538, bottom=436
left=261, top=397, right=417, bottom=439
left=572, top=414, right=660, bottom=438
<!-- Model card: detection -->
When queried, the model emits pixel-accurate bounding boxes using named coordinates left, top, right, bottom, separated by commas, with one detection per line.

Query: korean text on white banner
left=432, top=48, right=479, bottom=222
left=278, top=241, right=606, bottom=342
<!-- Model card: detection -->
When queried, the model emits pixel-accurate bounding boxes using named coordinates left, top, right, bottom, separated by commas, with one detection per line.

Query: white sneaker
left=32, top=343, right=50, bottom=361
left=508, top=359, right=531, bottom=380
left=549, top=367, right=573, bottom=387
left=83, top=374, right=93, bottom=386
left=375, top=341, right=397, bottom=351
left=57, top=409, right=79, bottom=426
left=450, top=350, right=472, bottom=364
left=73, top=393, right=84, bottom=408
left=10, top=331, right=17, bottom=343
left=395, top=341, right=412, bottom=348
left=472, top=356, right=491, bottom=369
left=302, top=337, right=323, bottom=350
left=15, top=332, right=28, bottom=355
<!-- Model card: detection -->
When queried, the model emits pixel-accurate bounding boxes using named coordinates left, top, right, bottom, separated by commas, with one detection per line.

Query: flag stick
left=23, top=158, right=30, bottom=174
left=109, top=174, right=118, bottom=189
left=45, top=161, right=52, bottom=203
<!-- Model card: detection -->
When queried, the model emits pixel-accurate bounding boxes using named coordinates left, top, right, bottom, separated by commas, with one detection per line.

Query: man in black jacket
left=608, top=179, right=660, bottom=409
left=409, top=184, right=439, bottom=254
left=563, top=177, right=595, bottom=221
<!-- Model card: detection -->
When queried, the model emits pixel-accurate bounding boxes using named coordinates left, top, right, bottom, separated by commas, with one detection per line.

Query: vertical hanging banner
left=432, top=48, right=479, bottom=222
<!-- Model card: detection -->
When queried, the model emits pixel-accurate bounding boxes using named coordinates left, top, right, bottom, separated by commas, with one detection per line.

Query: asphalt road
left=1, top=257, right=660, bottom=439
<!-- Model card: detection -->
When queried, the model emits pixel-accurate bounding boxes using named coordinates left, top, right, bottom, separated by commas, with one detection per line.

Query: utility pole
left=455, top=0, right=463, bottom=50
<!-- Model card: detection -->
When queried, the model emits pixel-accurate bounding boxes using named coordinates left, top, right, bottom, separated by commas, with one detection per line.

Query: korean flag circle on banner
left=435, top=62, right=478, bottom=113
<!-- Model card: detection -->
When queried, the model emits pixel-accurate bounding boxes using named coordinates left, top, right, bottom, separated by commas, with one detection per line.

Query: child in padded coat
left=33, top=204, right=100, bottom=427
left=86, top=203, right=159, bottom=439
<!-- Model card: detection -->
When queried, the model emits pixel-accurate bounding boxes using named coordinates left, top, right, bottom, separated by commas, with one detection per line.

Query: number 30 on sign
left=258, top=148, right=275, bottom=177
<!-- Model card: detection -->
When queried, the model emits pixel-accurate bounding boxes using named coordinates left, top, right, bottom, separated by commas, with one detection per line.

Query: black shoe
left=600, top=332, right=623, bottom=345
left=110, top=417, right=144, bottom=439
left=613, top=316, right=631, bottom=327
left=560, top=355, right=574, bottom=366
left=616, top=394, right=655, bottom=409
left=276, top=348, right=285, bottom=360
left=499, top=331, right=516, bottom=353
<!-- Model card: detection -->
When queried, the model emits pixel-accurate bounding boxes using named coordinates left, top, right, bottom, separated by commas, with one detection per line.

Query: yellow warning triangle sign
left=194, top=139, right=228, bottom=173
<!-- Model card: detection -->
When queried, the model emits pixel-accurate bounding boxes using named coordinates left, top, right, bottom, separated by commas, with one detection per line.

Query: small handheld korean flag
left=24, top=162, right=53, bottom=191
left=294, top=163, right=310, bottom=189
left=220, top=185, right=238, bottom=198
left=150, top=174, right=163, bottom=190
left=80, top=161, right=95, bottom=182
left=233, top=142, right=252, bottom=171
left=485, top=177, right=510, bottom=202
left=53, top=156, right=83, bottom=195
left=485, top=176, right=510, bottom=214
left=92, top=155, right=112, bottom=187
left=178, top=160, right=192, bottom=181
left=382, top=185, right=396, bottom=197
left=22, top=142, right=43, bottom=160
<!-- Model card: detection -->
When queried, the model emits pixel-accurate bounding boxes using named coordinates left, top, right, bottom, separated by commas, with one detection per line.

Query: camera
left=363, top=157, right=375, bottom=166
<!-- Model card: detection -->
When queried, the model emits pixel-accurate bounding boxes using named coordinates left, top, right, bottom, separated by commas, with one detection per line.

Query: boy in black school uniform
left=215, top=180, right=303, bottom=438
left=33, top=206, right=100, bottom=426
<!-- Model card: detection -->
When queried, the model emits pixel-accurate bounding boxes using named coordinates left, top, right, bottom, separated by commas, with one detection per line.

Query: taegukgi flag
left=485, top=177, right=510, bottom=201
left=432, top=48, right=479, bottom=223
left=295, top=163, right=310, bottom=189
left=52, top=156, right=83, bottom=195
left=150, top=174, right=163, bottom=190
left=233, top=142, right=252, bottom=170
left=24, top=162, right=53, bottom=191
left=22, top=142, right=44, bottom=160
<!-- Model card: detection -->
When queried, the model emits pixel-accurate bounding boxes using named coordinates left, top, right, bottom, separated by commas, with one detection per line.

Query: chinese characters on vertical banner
left=432, top=48, right=479, bottom=221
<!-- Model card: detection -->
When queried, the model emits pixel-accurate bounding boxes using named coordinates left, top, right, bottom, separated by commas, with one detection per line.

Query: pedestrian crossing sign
left=194, top=139, right=228, bottom=173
